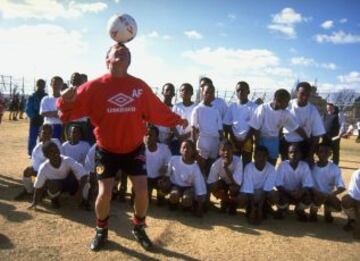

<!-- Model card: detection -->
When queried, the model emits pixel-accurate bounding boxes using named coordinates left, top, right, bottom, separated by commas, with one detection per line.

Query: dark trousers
left=28, top=125, right=40, bottom=156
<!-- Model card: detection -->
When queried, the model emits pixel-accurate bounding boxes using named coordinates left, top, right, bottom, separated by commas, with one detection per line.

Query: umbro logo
left=108, top=93, right=134, bottom=107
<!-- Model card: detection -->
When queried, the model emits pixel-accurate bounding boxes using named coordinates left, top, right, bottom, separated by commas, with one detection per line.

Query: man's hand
left=61, top=86, right=77, bottom=102
left=179, top=119, right=188, bottom=129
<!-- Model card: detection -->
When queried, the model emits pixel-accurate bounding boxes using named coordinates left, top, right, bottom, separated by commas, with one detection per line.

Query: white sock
left=23, top=176, right=34, bottom=194
left=82, top=182, right=90, bottom=200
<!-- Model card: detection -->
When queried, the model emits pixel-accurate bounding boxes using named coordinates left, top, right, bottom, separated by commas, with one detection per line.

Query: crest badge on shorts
left=96, top=164, right=105, bottom=175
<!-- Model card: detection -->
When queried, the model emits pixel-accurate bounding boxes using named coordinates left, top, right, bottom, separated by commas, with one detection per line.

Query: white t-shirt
left=34, top=155, right=88, bottom=189
left=284, top=100, right=325, bottom=142
left=207, top=156, right=243, bottom=185
left=276, top=160, right=314, bottom=191
left=223, top=101, right=257, bottom=140
left=40, top=95, right=62, bottom=125
left=241, top=162, right=276, bottom=193
left=211, top=98, right=228, bottom=120
left=191, top=103, right=223, bottom=138
left=249, top=102, right=299, bottom=138
left=62, top=141, right=91, bottom=166
left=145, top=143, right=172, bottom=179
left=166, top=156, right=207, bottom=196
left=348, top=169, right=360, bottom=201
left=31, top=138, right=62, bottom=172
left=84, top=144, right=96, bottom=173
left=311, top=162, right=345, bottom=194
left=172, top=102, right=197, bottom=135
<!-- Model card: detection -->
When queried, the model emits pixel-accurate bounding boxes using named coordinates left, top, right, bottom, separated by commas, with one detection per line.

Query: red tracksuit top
left=56, top=73, right=182, bottom=153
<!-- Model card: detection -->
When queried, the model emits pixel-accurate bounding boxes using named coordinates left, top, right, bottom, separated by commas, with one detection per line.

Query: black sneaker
left=51, top=197, right=60, bottom=209
left=220, top=201, right=228, bottom=213
left=132, top=225, right=153, bottom=251
left=309, top=208, right=318, bottom=222
left=90, top=227, right=108, bottom=251
left=295, top=209, right=308, bottom=222
left=324, top=210, right=334, bottom=223
left=228, top=203, right=237, bottom=216
left=343, top=219, right=355, bottom=232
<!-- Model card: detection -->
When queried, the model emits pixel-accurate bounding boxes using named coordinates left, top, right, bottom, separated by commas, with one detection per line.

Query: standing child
left=62, top=125, right=91, bottom=166
left=29, top=141, right=91, bottom=210
left=164, top=140, right=207, bottom=217
left=191, top=83, right=223, bottom=175
left=207, top=141, right=243, bottom=215
left=40, top=76, right=63, bottom=140
left=15, top=124, right=62, bottom=200
left=241, top=146, right=278, bottom=225
left=342, top=169, right=360, bottom=239
left=172, top=83, right=197, bottom=155
left=224, top=81, right=257, bottom=165
left=249, top=89, right=306, bottom=165
left=156, top=83, right=176, bottom=145
left=282, top=82, right=325, bottom=165
left=310, top=142, right=345, bottom=223
left=275, top=144, right=314, bottom=221
left=199, top=77, right=228, bottom=120
left=144, top=125, right=172, bottom=205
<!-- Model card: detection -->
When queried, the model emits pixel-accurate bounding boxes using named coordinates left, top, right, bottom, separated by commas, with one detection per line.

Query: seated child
left=310, top=142, right=345, bottom=223
left=15, top=124, right=62, bottom=200
left=62, top=125, right=91, bottom=165
left=29, top=141, right=91, bottom=210
left=241, top=146, right=278, bottom=225
left=144, top=125, right=172, bottom=205
left=207, top=141, right=243, bottom=215
left=275, top=144, right=313, bottom=222
left=161, top=140, right=207, bottom=217
left=342, top=169, right=360, bottom=239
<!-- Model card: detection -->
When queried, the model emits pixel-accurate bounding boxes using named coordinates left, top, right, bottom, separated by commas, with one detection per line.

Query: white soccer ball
left=107, top=14, right=137, bottom=43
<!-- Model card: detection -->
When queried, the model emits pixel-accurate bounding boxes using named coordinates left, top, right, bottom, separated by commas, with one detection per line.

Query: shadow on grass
left=0, top=201, right=32, bottom=223
left=0, top=233, right=14, bottom=249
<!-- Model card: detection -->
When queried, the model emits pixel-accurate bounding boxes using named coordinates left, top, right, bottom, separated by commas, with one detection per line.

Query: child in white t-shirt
left=164, top=140, right=207, bottom=217
left=15, top=124, right=62, bottom=200
left=207, top=142, right=243, bottom=215
left=275, top=144, right=313, bottom=221
left=171, top=83, right=197, bottom=155
left=29, top=141, right=91, bottom=210
left=144, top=125, right=172, bottom=205
left=62, top=125, right=91, bottom=165
left=241, top=146, right=278, bottom=225
left=224, top=81, right=257, bottom=165
left=342, top=169, right=360, bottom=239
left=310, top=142, right=345, bottom=223
left=249, top=89, right=306, bottom=165
left=191, top=83, right=223, bottom=176
left=281, top=82, right=325, bottom=164
left=40, top=76, right=63, bottom=140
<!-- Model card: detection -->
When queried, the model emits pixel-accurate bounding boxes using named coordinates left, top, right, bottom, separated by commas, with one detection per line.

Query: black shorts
left=95, top=145, right=146, bottom=180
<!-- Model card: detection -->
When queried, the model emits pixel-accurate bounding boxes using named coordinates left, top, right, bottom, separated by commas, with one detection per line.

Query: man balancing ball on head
left=56, top=43, right=188, bottom=251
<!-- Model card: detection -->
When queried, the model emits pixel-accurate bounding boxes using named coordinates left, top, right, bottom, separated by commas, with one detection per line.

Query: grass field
left=0, top=113, right=360, bottom=260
